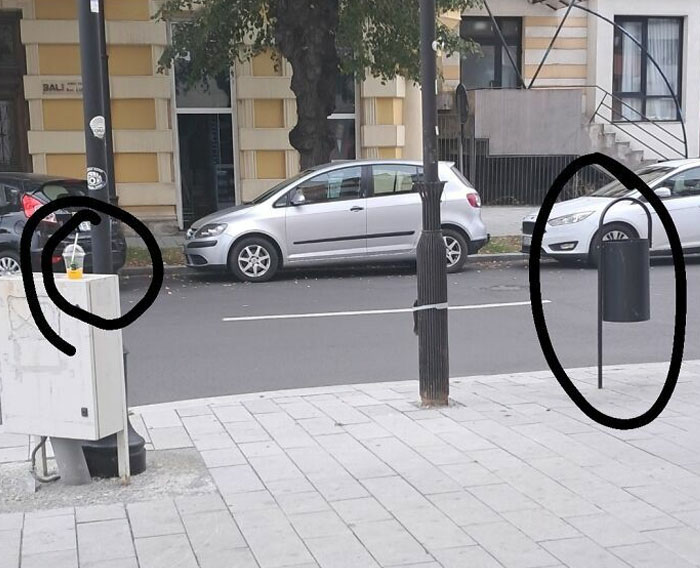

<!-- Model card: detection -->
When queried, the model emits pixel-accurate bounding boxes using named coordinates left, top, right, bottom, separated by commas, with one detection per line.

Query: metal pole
left=416, top=0, right=449, bottom=406
left=598, top=238, right=603, bottom=389
left=77, top=0, right=111, bottom=275
left=97, top=0, right=118, bottom=212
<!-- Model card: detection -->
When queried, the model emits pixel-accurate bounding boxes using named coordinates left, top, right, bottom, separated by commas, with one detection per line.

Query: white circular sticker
left=86, top=167, right=107, bottom=191
left=89, top=115, right=106, bottom=140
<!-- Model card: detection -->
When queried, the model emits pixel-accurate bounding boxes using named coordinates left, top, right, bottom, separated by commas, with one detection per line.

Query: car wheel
left=228, top=237, right=279, bottom=282
left=0, top=250, right=21, bottom=277
left=443, top=228, right=468, bottom=273
left=588, top=222, right=638, bottom=267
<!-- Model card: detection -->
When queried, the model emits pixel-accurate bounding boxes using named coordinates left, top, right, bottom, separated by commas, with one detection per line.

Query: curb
left=119, top=253, right=528, bottom=277
left=472, top=252, right=527, bottom=262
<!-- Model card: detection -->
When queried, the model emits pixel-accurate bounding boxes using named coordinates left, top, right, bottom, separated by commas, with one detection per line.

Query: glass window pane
left=461, top=46, right=496, bottom=88
left=461, top=18, right=493, bottom=41
left=334, top=73, right=355, bottom=114
left=175, top=59, right=231, bottom=108
left=0, top=101, right=15, bottom=168
left=295, top=166, right=362, bottom=204
left=178, top=114, right=235, bottom=226
left=619, top=96, right=644, bottom=121
left=501, top=45, right=520, bottom=88
left=329, top=119, right=356, bottom=160
left=646, top=18, right=680, bottom=97
left=372, top=165, right=419, bottom=196
left=616, top=21, right=643, bottom=93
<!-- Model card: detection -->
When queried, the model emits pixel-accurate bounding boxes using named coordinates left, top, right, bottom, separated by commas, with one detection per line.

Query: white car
left=522, top=159, right=700, bottom=265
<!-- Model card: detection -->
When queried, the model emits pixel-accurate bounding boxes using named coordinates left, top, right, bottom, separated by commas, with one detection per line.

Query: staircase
left=587, top=123, right=657, bottom=169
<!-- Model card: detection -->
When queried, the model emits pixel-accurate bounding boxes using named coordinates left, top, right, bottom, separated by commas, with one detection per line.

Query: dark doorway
left=0, top=10, right=30, bottom=172
left=177, top=113, right=235, bottom=227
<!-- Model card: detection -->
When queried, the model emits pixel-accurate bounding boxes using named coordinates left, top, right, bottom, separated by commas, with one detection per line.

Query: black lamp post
left=415, top=0, right=449, bottom=406
left=77, top=0, right=146, bottom=477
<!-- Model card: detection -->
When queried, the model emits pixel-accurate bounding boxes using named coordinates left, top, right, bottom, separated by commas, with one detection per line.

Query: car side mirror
left=290, top=192, right=306, bottom=206
left=654, top=187, right=672, bottom=199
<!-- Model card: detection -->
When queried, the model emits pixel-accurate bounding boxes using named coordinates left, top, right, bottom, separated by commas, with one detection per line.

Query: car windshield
left=590, top=166, right=673, bottom=198
left=246, top=170, right=314, bottom=204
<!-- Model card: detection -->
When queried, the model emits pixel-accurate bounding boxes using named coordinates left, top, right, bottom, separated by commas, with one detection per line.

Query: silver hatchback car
left=184, top=160, right=489, bottom=282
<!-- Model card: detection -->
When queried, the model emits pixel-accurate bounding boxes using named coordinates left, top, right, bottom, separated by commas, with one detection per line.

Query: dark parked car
left=0, top=173, right=127, bottom=276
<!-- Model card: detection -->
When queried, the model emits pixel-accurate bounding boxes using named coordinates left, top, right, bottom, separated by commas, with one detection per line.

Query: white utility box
left=0, top=274, right=126, bottom=441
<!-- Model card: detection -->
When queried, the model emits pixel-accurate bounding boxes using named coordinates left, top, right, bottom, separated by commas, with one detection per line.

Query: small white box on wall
left=0, top=274, right=125, bottom=441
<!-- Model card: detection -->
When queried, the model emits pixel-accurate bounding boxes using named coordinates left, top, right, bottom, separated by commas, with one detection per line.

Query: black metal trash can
left=601, top=238, right=650, bottom=323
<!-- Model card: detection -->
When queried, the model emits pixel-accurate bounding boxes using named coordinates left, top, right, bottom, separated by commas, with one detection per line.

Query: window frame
left=460, top=16, right=523, bottom=89
left=613, top=16, right=684, bottom=123
left=659, top=166, right=700, bottom=199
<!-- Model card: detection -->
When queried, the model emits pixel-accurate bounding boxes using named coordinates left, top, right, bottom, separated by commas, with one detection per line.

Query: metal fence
left=438, top=111, right=614, bottom=205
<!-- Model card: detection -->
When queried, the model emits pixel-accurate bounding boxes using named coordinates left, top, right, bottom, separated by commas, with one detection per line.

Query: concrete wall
left=471, top=88, right=590, bottom=156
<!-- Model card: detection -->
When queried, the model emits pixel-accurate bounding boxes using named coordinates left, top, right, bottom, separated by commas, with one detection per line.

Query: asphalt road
left=120, top=259, right=700, bottom=406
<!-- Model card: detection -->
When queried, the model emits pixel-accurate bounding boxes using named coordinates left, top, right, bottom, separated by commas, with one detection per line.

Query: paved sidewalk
left=2, top=361, right=700, bottom=567
left=480, top=206, right=532, bottom=237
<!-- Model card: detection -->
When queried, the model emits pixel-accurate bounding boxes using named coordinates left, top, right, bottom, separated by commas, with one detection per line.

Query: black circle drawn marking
left=19, top=196, right=163, bottom=357
left=529, top=153, right=687, bottom=430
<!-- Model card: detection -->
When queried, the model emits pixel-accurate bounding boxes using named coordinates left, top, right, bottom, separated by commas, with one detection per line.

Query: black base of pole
left=82, top=420, right=146, bottom=478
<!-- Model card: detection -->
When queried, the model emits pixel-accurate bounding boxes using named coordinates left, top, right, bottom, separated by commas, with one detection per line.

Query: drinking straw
left=70, top=232, right=79, bottom=266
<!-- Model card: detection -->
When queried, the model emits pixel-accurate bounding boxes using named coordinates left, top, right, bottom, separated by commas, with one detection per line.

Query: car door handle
left=350, top=206, right=364, bottom=212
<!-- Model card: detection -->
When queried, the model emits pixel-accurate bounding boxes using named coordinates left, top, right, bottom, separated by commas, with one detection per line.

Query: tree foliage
left=157, top=0, right=481, bottom=168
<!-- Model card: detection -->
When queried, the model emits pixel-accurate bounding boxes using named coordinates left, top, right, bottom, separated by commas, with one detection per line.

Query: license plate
left=522, top=235, right=532, bottom=247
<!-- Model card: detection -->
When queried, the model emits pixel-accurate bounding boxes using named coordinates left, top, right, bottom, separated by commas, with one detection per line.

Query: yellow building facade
left=0, top=0, right=422, bottom=232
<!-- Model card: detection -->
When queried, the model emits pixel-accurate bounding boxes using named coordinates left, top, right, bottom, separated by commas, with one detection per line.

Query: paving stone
left=135, top=534, right=198, bottom=568
left=246, top=454, right=306, bottom=484
left=0, top=530, right=21, bottom=567
left=209, top=464, right=265, bottom=496
left=468, top=483, right=540, bottom=513
left=199, top=447, right=248, bottom=468
left=392, top=505, right=475, bottom=551
left=464, top=521, right=558, bottom=568
left=21, top=549, right=78, bottom=568
left=181, top=510, right=246, bottom=554
left=331, top=498, right=392, bottom=524
left=196, top=548, right=260, bottom=568
left=289, top=511, right=350, bottom=538
left=75, top=504, right=126, bottom=524
left=276, top=491, right=331, bottom=516
left=147, top=426, right=193, bottom=450
left=191, top=430, right=237, bottom=451
left=22, top=514, right=76, bottom=555
left=80, top=558, right=139, bottom=568
left=176, top=406, right=213, bottom=418
left=0, top=512, right=23, bottom=531
left=440, top=461, right=499, bottom=487
left=542, top=536, right=631, bottom=568
left=315, top=433, right=394, bottom=479
left=212, top=405, right=254, bottom=423
left=610, top=542, right=696, bottom=568
left=304, top=534, right=379, bottom=568
left=645, top=526, right=700, bottom=565
left=0, top=432, right=29, bottom=448
left=266, top=477, right=317, bottom=497
left=127, top=499, right=183, bottom=538
left=175, top=493, right=227, bottom=516
left=235, top=508, right=314, bottom=567
left=351, top=519, right=433, bottom=566
left=0, top=446, right=29, bottom=463
left=141, top=410, right=182, bottom=429
left=432, top=545, right=503, bottom=568
left=77, top=519, right=135, bottom=565
left=226, top=490, right=278, bottom=513
left=224, top=422, right=271, bottom=444
left=502, top=509, right=580, bottom=542
left=242, top=399, right=281, bottom=415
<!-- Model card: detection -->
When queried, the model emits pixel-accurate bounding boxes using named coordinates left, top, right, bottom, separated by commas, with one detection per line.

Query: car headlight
left=195, top=223, right=227, bottom=238
left=548, top=211, right=594, bottom=226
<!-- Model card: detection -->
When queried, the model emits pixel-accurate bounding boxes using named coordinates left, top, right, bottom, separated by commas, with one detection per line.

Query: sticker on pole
left=86, top=167, right=107, bottom=191
left=89, top=116, right=106, bottom=140
left=90, top=0, right=99, bottom=13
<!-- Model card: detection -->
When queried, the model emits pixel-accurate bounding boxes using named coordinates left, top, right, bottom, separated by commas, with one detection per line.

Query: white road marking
left=222, top=300, right=551, bottom=323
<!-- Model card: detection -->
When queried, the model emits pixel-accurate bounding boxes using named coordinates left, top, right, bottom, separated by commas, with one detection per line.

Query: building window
left=613, top=17, right=683, bottom=122
left=460, top=17, right=522, bottom=89
left=328, top=73, right=356, bottom=160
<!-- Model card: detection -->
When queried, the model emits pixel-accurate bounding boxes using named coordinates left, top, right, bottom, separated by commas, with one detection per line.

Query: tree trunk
left=274, top=0, right=339, bottom=170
